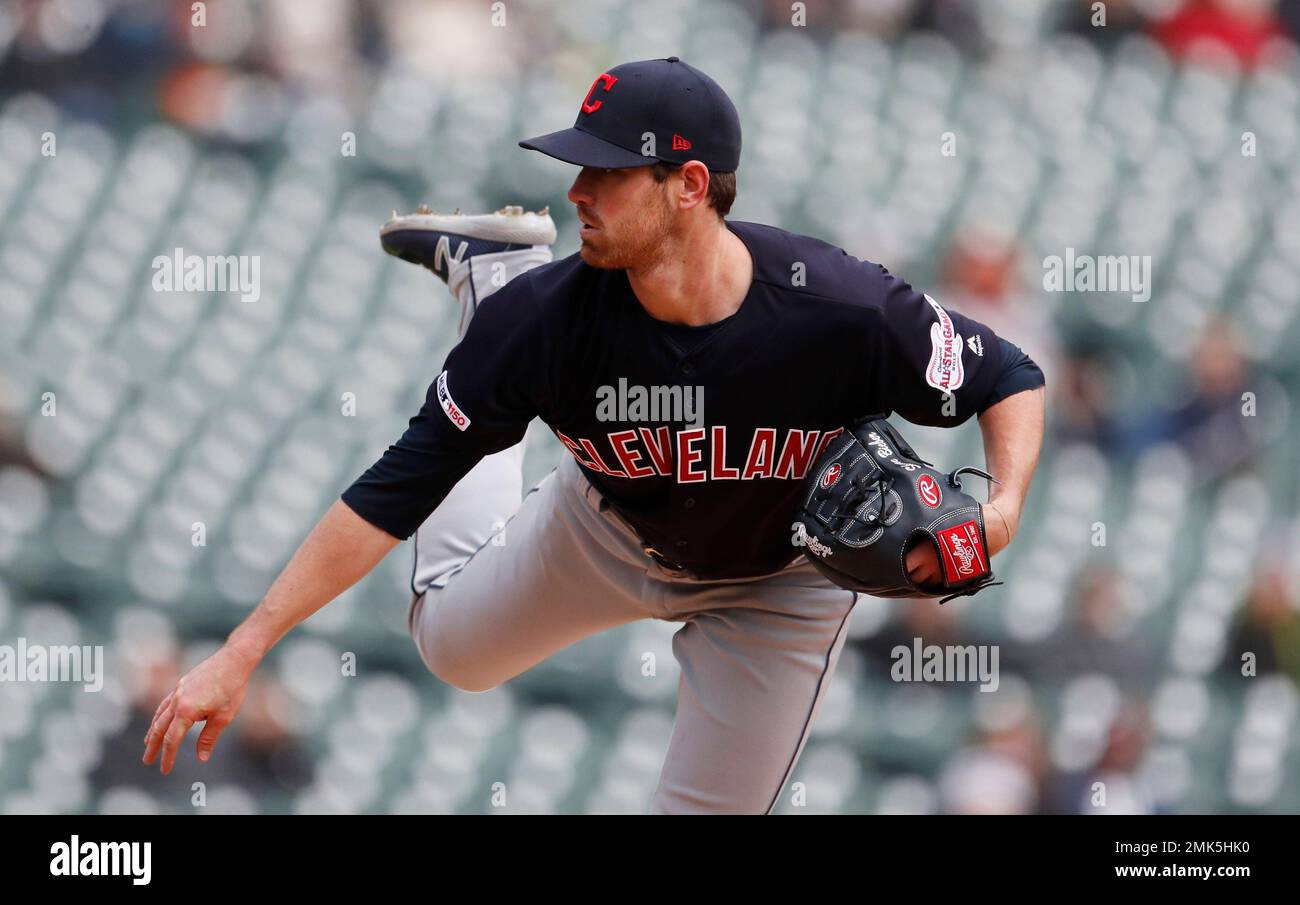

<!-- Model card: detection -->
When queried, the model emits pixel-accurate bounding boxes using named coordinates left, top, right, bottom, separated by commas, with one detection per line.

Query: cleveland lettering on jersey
left=342, top=220, right=1045, bottom=579
left=554, top=425, right=843, bottom=482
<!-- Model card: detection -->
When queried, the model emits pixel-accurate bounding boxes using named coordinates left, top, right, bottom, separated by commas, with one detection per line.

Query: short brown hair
left=650, top=161, right=736, bottom=218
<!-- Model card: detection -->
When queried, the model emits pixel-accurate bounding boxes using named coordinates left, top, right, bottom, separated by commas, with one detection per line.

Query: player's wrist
left=224, top=628, right=269, bottom=673
left=982, top=500, right=1017, bottom=552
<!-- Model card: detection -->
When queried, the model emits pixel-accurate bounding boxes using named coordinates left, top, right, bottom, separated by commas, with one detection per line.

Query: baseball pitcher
left=144, top=58, right=1046, bottom=814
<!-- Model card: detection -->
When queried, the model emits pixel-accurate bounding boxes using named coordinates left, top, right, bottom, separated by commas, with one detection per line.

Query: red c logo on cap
left=581, top=73, right=618, bottom=114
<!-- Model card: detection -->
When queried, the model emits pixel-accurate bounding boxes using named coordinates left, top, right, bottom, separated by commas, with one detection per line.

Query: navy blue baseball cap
left=519, top=57, right=742, bottom=172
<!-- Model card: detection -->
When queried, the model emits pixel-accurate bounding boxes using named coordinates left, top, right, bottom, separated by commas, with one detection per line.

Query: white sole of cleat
left=381, top=207, right=557, bottom=246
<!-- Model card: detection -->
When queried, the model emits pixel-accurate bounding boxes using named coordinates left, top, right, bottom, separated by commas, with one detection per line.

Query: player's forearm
left=226, top=500, right=401, bottom=663
left=977, top=385, right=1045, bottom=542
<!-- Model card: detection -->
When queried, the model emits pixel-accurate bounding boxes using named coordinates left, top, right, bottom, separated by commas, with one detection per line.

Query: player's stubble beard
left=577, top=181, right=675, bottom=271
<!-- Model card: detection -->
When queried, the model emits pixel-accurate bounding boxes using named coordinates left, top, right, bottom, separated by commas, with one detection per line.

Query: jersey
left=341, top=219, right=1045, bottom=579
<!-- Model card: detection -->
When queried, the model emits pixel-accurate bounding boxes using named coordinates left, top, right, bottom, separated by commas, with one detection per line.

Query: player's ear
left=676, top=161, right=711, bottom=211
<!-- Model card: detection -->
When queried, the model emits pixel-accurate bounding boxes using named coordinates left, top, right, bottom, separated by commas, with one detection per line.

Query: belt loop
left=578, top=473, right=599, bottom=509
left=581, top=477, right=614, bottom=516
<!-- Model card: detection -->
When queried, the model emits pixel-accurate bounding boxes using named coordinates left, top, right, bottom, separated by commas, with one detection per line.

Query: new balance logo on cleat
left=433, top=236, right=470, bottom=279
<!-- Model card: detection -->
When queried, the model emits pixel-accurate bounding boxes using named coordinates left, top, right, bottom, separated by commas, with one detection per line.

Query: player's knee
left=410, top=590, right=504, bottom=692
left=415, top=628, right=501, bottom=692
left=421, top=646, right=499, bottom=692
left=431, top=662, right=500, bottom=694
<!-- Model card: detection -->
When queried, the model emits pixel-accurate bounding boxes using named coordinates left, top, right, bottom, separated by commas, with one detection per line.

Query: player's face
left=567, top=166, right=674, bottom=270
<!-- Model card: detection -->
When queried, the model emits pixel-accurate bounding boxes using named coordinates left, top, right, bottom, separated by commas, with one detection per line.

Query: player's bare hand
left=142, top=644, right=260, bottom=774
left=906, top=541, right=941, bottom=588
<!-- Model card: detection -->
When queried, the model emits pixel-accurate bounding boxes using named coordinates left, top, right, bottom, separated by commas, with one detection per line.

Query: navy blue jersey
left=342, top=219, right=1044, bottom=579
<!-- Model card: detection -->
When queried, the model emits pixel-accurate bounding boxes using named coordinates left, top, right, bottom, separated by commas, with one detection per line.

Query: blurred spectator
left=1279, top=0, right=1300, bottom=41
left=908, top=0, right=990, bottom=54
left=939, top=746, right=1039, bottom=813
left=1004, top=564, right=1154, bottom=692
left=939, top=698, right=1047, bottom=814
left=1059, top=0, right=1151, bottom=46
left=1221, top=559, right=1300, bottom=682
left=1121, top=318, right=1263, bottom=483
left=2, top=2, right=201, bottom=133
left=1050, top=341, right=1119, bottom=447
left=838, top=0, right=923, bottom=38
left=1044, top=703, right=1157, bottom=814
left=0, top=420, right=40, bottom=474
left=1150, top=0, right=1287, bottom=67
left=758, top=0, right=921, bottom=38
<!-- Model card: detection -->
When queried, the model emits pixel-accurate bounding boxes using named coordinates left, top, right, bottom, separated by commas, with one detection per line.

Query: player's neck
left=626, top=219, right=753, bottom=327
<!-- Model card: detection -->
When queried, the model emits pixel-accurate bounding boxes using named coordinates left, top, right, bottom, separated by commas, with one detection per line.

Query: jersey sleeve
left=984, top=337, right=1045, bottom=409
left=339, top=271, right=549, bottom=540
left=863, top=264, right=1044, bottom=427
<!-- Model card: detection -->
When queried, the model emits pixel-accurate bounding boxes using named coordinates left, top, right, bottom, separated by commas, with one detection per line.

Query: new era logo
left=672, top=134, right=692, bottom=151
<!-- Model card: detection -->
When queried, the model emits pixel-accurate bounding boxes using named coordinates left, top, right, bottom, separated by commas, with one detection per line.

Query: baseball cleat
left=380, top=204, right=556, bottom=283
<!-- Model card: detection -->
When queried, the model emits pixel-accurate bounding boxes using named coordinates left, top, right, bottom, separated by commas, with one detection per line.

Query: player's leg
left=648, top=566, right=859, bottom=814
left=409, top=456, right=657, bottom=692
left=379, top=206, right=554, bottom=598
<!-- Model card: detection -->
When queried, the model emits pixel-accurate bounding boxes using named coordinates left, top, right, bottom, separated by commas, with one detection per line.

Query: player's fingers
left=906, top=542, right=941, bottom=585
left=194, top=716, right=230, bottom=764
left=147, top=690, right=173, bottom=727
left=144, top=692, right=175, bottom=746
left=159, top=713, right=195, bottom=775
left=142, top=701, right=175, bottom=765
left=908, top=559, right=939, bottom=586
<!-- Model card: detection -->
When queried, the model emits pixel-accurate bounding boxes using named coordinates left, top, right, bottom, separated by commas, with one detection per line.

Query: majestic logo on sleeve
left=436, top=371, right=470, bottom=431
left=923, top=294, right=965, bottom=394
